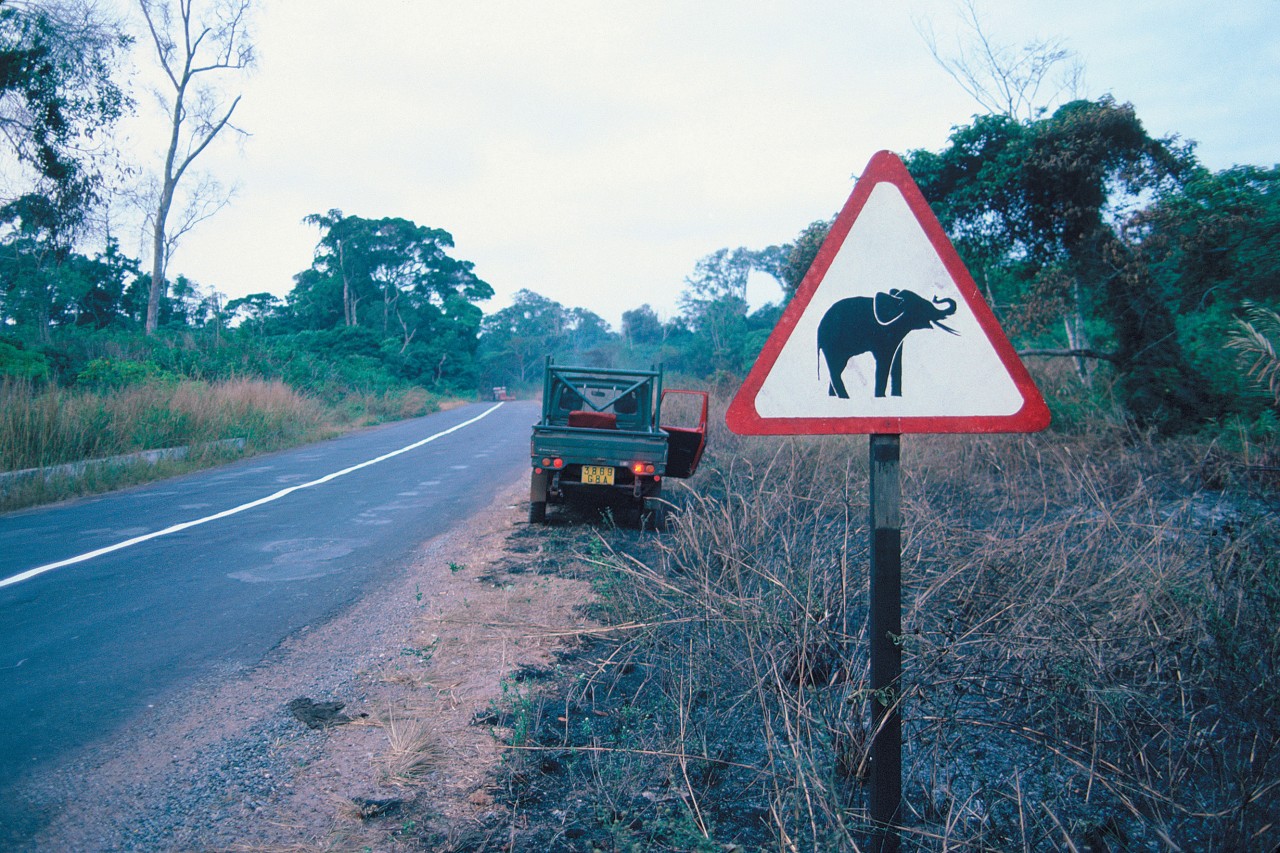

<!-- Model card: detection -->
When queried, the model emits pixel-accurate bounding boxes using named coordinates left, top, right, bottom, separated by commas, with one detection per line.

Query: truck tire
left=643, top=498, right=668, bottom=531
left=529, top=470, right=549, bottom=524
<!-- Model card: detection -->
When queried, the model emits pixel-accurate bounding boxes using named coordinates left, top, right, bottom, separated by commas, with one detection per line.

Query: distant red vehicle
left=491, top=386, right=515, bottom=401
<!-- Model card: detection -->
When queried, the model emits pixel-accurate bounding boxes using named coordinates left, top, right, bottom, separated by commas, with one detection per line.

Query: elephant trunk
left=932, top=296, right=957, bottom=317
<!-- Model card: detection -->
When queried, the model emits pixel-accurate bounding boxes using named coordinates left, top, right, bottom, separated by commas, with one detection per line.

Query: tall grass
left=521, top=370, right=1280, bottom=851
left=0, top=378, right=331, bottom=472
left=0, top=377, right=440, bottom=510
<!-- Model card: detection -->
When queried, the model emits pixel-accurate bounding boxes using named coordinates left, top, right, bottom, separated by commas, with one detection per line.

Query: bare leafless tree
left=916, top=0, right=1084, bottom=121
left=137, top=0, right=254, bottom=335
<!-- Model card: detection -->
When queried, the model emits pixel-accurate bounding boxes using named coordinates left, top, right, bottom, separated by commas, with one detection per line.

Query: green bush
left=1178, top=301, right=1273, bottom=417
left=76, top=358, right=178, bottom=389
left=0, top=340, right=50, bottom=381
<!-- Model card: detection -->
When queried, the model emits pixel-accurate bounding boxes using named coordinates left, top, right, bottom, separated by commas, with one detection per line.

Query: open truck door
left=660, top=389, right=708, bottom=479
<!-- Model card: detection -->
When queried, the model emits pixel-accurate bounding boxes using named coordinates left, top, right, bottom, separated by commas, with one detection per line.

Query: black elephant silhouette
left=817, top=289, right=959, bottom=398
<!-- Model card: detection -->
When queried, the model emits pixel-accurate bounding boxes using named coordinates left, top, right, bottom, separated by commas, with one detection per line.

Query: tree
left=360, top=216, right=476, bottom=350
left=0, top=219, right=75, bottom=332
left=622, top=304, right=663, bottom=346
left=0, top=1, right=131, bottom=229
left=160, top=273, right=209, bottom=327
left=779, top=218, right=834, bottom=296
left=1132, top=165, right=1280, bottom=313
left=678, top=247, right=791, bottom=373
left=564, top=307, right=613, bottom=359
left=906, top=97, right=1209, bottom=429
left=0, top=2, right=130, bottom=338
left=0, top=199, right=142, bottom=335
left=285, top=266, right=343, bottom=330
left=138, top=0, right=254, bottom=335
left=1126, top=165, right=1280, bottom=421
left=679, top=247, right=755, bottom=308
left=476, top=290, right=615, bottom=385
left=295, top=211, right=492, bottom=347
left=479, top=289, right=572, bottom=386
left=224, top=290, right=280, bottom=334
left=290, top=211, right=493, bottom=388
left=73, top=237, right=141, bottom=329
left=302, top=209, right=369, bottom=328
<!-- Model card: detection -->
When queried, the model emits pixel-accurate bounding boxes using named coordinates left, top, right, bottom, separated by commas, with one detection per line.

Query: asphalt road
left=0, top=399, right=538, bottom=840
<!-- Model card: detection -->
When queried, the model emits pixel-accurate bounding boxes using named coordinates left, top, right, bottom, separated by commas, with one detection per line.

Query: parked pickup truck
left=529, top=358, right=708, bottom=526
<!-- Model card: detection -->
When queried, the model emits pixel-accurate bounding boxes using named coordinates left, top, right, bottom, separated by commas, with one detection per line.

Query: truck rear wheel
left=643, top=498, right=668, bottom=531
left=642, top=481, right=667, bottom=530
left=529, top=470, right=550, bottom=525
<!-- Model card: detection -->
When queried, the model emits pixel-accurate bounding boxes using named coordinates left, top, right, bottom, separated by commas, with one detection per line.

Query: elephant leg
left=824, top=352, right=851, bottom=398
left=889, top=345, right=903, bottom=397
left=873, top=352, right=891, bottom=398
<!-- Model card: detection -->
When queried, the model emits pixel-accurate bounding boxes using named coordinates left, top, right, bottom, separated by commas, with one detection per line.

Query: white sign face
left=753, top=183, right=1025, bottom=419
left=726, top=150, right=1050, bottom=435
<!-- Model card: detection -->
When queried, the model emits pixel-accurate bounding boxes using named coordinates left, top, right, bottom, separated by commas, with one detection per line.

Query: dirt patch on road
left=25, top=475, right=602, bottom=852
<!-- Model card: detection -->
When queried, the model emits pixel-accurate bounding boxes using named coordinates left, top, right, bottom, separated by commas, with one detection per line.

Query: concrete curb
left=0, top=438, right=246, bottom=496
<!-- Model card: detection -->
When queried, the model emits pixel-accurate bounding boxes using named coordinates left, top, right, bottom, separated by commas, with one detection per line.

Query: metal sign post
left=868, top=434, right=902, bottom=853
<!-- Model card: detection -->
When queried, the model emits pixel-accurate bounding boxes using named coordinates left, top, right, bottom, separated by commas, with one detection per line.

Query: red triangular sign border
left=726, top=150, right=1051, bottom=435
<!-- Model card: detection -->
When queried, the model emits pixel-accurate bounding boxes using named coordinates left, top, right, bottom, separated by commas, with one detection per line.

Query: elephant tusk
left=933, top=320, right=960, bottom=335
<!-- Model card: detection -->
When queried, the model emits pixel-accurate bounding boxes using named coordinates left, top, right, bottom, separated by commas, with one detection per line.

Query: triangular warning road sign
left=726, top=150, right=1050, bottom=435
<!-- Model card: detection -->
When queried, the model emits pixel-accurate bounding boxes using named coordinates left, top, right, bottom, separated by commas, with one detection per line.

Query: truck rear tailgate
left=531, top=425, right=668, bottom=468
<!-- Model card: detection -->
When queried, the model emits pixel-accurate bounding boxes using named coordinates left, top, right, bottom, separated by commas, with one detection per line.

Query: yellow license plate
left=581, top=465, right=615, bottom=485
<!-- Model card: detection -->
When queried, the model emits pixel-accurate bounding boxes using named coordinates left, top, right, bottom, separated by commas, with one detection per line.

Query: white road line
left=0, top=403, right=505, bottom=590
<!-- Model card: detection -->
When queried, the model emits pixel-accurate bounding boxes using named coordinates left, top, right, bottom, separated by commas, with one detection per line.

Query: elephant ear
left=873, top=290, right=905, bottom=326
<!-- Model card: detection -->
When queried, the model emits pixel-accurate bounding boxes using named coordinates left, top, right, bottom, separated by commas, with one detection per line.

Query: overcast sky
left=113, top=1, right=1280, bottom=329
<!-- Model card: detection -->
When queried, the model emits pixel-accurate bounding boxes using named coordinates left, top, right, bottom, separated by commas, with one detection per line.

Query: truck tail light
left=553, top=458, right=564, bottom=468
left=632, top=462, right=655, bottom=475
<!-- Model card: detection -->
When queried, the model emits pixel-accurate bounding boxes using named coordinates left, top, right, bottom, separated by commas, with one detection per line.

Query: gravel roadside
left=19, top=474, right=595, bottom=852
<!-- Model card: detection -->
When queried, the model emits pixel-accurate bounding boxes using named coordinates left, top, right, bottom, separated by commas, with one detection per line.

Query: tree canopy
left=0, top=0, right=131, bottom=232
left=0, top=1, right=130, bottom=339
left=904, top=97, right=1221, bottom=430
left=284, top=211, right=494, bottom=389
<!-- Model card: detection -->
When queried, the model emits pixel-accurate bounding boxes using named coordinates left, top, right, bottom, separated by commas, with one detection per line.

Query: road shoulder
left=27, top=474, right=596, bottom=852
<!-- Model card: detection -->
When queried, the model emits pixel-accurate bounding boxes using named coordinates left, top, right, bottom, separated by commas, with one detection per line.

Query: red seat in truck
left=567, top=410, right=618, bottom=429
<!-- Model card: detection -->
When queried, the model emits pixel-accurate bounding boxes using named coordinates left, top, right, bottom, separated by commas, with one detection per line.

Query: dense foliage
left=902, top=97, right=1279, bottom=433
left=0, top=1, right=130, bottom=233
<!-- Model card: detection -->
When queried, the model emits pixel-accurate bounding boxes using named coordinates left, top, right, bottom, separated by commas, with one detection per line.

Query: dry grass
left=502, top=373, right=1280, bottom=851
left=367, top=708, right=441, bottom=785
left=0, top=377, right=444, bottom=511
left=0, top=377, right=332, bottom=473
left=894, top=431, right=1279, bottom=850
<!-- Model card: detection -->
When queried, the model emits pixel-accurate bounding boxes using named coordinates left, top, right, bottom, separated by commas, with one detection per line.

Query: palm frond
left=1227, top=300, right=1280, bottom=405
